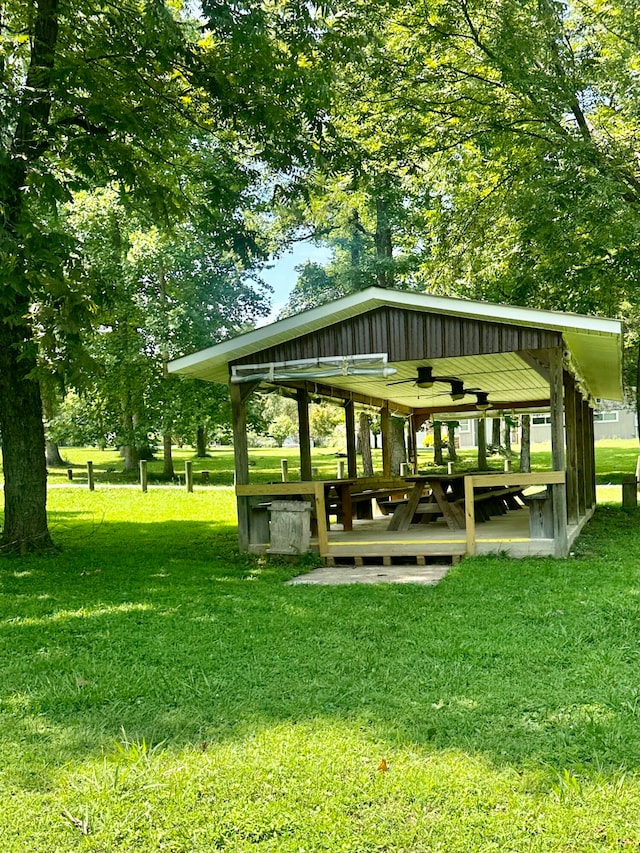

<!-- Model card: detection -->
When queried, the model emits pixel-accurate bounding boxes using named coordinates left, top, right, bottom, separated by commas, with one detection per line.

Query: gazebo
left=168, top=287, right=623, bottom=562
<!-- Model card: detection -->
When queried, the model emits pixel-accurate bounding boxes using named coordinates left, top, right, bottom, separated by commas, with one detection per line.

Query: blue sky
left=260, top=241, right=331, bottom=320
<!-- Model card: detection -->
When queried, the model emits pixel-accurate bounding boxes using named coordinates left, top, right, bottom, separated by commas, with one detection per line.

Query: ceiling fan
left=386, top=365, right=457, bottom=389
left=387, top=366, right=492, bottom=409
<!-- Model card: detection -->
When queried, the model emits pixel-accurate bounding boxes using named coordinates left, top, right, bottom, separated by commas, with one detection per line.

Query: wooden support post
left=576, top=396, right=586, bottom=517
left=87, top=460, right=94, bottom=491
left=230, top=381, right=254, bottom=552
left=185, top=460, right=193, bottom=492
left=408, top=414, right=418, bottom=472
left=297, top=387, right=312, bottom=482
left=584, top=399, right=593, bottom=510
left=314, top=482, right=329, bottom=556
left=67, top=468, right=73, bottom=481
left=281, top=459, right=289, bottom=482
left=201, top=470, right=210, bottom=485
left=503, top=458, right=511, bottom=473
left=140, top=459, right=147, bottom=493
left=337, top=459, right=346, bottom=479
left=464, top=475, right=476, bottom=556
left=622, top=477, right=638, bottom=508
left=564, top=373, right=579, bottom=525
left=477, top=417, right=488, bottom=471
left=381, top=404, right=391, bottom=478
left=549, top=348, right=568, bottom=556
left=587, top=405, right=596, bottom=508
left=345, top=399, right=357, bottom=478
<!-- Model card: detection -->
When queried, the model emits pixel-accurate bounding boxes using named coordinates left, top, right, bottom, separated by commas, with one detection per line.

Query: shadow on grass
left=1, top=508, right=638, bottom=792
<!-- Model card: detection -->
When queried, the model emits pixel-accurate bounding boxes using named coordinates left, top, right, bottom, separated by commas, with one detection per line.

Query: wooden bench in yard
left=325, top=477, right=409, bottom=525
left=521, top=490, right=554, bottom=538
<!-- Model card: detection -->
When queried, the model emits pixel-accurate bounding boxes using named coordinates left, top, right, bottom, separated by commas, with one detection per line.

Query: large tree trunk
left=390, top=416, right=406, bottom=474
left=0, top=0, right=58, bottom=552
left=120, top=407, right=140, bottom=472
left=375, top=190, right=394, bottom=288
left=491, top=417, right=501, bottom=450
left=163, top=432, right=174, bottom=478
left=433, top=421, right=444, bottom=465
left=41, top=381, right=65, bottom=467
left=446, top=423, right=458, bottom=461
left=196, top=425, right=208, bottom=457
left=0, top=323, right=53, bottom=553
left=358, top=412, right=374, bottom=476
left=520, top=414, right=531, bottom=472
left=45, top=437, right=65, bottom=469
left=503, top=419, right=512, bottom=457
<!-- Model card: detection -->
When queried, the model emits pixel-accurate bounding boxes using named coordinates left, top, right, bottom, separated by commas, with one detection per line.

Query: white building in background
left=422, top=401, right=638, bottom=449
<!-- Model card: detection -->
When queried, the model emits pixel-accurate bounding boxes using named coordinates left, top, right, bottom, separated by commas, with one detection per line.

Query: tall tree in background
left=284, top=0, right=638, bottom=436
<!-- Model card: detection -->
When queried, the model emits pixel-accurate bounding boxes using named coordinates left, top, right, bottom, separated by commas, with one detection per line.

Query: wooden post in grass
left=67, top=468, right=73, bottom=481
left=281, top=459, right=289, bottom=482
left=201, top=470, right=210, bottom=485
left=622, top=476, right=637, bottom=508
left=185, top=460, right=193, bottom=492
left=140, top=459, right=148, bottom=493
left=87, top=461, right=94, bottom=491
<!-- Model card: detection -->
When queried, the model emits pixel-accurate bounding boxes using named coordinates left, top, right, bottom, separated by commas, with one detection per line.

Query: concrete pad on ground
left=286, top=564, right=451, bottom=586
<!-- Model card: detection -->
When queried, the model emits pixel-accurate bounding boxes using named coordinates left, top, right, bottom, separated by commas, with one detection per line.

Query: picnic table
left=387, top=473, right=467, bottom=531
left=323, top=476, right=409, bottom=531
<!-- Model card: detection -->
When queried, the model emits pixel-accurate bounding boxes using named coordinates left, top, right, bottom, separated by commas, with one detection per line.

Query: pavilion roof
left=168, top=288, right=623, bottom=411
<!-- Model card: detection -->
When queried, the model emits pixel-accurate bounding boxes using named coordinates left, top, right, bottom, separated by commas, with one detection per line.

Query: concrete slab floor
left=286, top=564, right=451, bottom=586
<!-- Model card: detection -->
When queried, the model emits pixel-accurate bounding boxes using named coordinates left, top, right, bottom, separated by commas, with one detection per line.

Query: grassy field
left=0, top=443, right=638, bottom=851
left=36, top=438, right=640, bottom=487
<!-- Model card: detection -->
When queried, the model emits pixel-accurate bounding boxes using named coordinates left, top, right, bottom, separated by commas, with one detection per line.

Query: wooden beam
left=279, top=380, right=412, bottom=415
left=236, top=379, right=261, bottom=405
left=518, top=349, right=551, bottom=383
left=344, top=398, right=357, bottom=478
left=549, top=348, right=568, bottom=557
left=414, top=399, right=550, bottom=419
left=297, top=387, right=312, bottom=481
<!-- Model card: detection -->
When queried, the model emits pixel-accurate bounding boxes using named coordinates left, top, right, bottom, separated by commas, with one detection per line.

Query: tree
left=358, top=411, right=374, bottom=476
left=0, top=0, right=340, bottom=550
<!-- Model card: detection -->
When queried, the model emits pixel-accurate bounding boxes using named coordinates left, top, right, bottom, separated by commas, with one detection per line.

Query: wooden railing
left=463, top=471, right=566, bottom=556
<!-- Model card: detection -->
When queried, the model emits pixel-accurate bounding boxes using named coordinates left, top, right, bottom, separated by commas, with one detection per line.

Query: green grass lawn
left=0, top=464, right=638, bottom=851
left=35, top=437, right=640, bottom=487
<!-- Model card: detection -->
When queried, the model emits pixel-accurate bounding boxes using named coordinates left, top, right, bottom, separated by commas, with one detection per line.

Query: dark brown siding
left=232, top=307, right=562, bottom=367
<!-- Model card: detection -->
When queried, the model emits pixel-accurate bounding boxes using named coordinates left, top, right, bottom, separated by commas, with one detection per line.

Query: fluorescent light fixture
left=230, top=353, right=397, bottom=384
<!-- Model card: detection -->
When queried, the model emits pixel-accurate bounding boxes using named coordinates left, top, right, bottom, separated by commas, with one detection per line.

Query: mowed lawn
left=0, top=444, right=638, bottom=851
